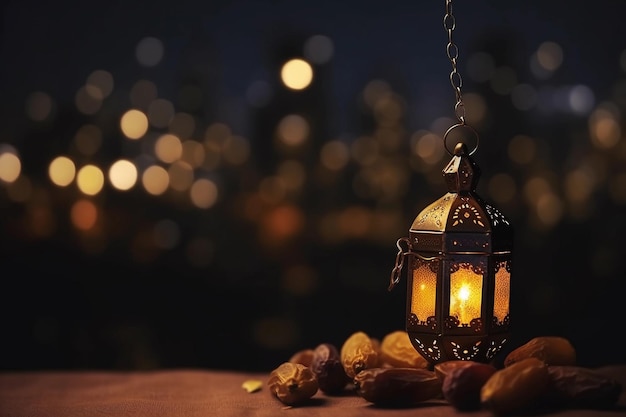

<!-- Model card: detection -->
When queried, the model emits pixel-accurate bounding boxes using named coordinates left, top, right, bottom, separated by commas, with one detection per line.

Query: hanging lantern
left=389, top=133, right=513, bottom=364
left=389, top=0, right=513, bottom=363
left=386, top=0, right=514, bottom=365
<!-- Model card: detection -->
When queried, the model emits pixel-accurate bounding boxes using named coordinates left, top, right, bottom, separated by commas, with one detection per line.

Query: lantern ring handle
left=443, top=123, right=479, bottom=156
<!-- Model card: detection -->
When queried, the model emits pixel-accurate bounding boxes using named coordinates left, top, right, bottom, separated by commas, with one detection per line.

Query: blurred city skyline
left=1, top=0, right=625, bottom=371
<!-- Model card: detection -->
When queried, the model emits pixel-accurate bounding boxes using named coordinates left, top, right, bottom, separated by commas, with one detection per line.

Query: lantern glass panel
left=493, top=261, right=511, bottom=324
left=449, top=263, right=483, bottom=326
left=411, top=260, right=437, bottom=324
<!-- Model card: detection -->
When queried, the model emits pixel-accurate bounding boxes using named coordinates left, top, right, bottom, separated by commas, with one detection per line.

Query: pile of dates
left=267, top=331, right=622, bottom=414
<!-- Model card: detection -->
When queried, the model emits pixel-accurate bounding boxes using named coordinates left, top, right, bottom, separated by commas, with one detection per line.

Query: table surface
left=1, top=365, right=625, bottom=417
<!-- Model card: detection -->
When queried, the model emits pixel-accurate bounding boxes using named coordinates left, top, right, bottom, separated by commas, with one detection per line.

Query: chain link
left=388, top=237, right=411, bottom=291
left=444, top=0, right=466, bottom=125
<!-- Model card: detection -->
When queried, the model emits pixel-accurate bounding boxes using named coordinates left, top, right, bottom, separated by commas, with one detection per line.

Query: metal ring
left=443, top=123, right=480, bottom=156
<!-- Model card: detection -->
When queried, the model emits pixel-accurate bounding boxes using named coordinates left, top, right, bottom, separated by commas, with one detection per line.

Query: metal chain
left=444, top=0, right=466, bottom=125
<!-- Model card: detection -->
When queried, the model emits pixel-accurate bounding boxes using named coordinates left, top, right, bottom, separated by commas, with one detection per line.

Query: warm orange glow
left=449, top=265, right=483, bottom=325
left=411, top=262, right=437, bottom=323
left=259, top=204, right=305, bottom=247
left=493, top=263, right=510, bottom=324
left=71, top=199, right=98, bottom=231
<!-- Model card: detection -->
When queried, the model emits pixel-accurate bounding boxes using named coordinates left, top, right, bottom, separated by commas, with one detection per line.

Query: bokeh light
left=222, top=135, right=251, bottom=165
left=280, top=59, right=313, bottom=90
left=277, top=160, right=306, bottom=191
left=71, top=199, right=98, bottom=231
left=189, top=178, right=218, bottom=209
left=148, top=98, right=175, bottom=128
left=108, top=159, right=138, bottom=191
left=508, top=135, right=537, bottom=165
left=569, top=85, right=595, bottom=115
left=168, top=161, right=194, bottom=192
left=320, top=140, right=350, bottom=171
left=536, top=41, right=563, bottom=71
left=48, top=156, right=76, bottom=187
left=531, top=41, right=563, bottom=79
left=25, top=91, right=54, bottom=122
left=120, top=109, right=149, bottom=140
left=136, top=36, right=164, bottom=67
left=86, top=69, right=114, bottom=99
left=75, top=86, right=102, bottom=115
left=155, top=133, right=183, bottom=163
left=303, top=35, right=334, bottom=64
left=153, top=219, right=180, bottom=249
left=589, top=106, right=621, bottom=149
left=0, top=147, right=21, bottom=183
left=142, top=165, right=169, bottom=196
left=74, top=125, right=103, bottom=156
left=76, top=164, right=105, bottom=196
left=180, top=140, right=205, bottom=168
left=276, top=114, right=309, bottom=147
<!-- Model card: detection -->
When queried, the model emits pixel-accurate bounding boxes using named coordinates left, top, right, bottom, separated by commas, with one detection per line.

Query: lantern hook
left=388, top=237, right=411, bottom=291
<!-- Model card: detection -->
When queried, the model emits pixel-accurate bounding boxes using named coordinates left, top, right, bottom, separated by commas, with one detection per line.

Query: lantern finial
left=443, top=142, right=481, bottom=193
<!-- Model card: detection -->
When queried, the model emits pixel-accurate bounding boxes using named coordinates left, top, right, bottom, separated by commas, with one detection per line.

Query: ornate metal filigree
left=486, top=338, right=507, bottom=359
left=451, top=340, right=482, bottom=360
left=452, top=199, right=485, bottom=227
left=485, top=204, right=510, bottom=227
left=413, top=337, right=442, bottom=362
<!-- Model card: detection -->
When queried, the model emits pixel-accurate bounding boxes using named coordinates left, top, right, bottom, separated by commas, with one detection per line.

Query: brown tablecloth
left=1, top=366, right=625, bottom=417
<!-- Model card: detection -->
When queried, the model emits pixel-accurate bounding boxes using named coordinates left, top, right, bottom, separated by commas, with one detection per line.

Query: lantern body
left=404, top=145, right=512, bottom=364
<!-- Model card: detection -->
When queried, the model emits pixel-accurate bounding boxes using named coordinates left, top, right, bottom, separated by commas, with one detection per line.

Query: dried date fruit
left=354, top=367, right=442, bottom=405
left=340, top=331, right=379, bottom=379
left=481, top=357, right=550, bottom=415
left=542, top=365, right=622, bottom=409
left=434, top=360, right=480, bottom=382
left=380, top=330, right=429, bottom=369
left=310, top=343, right=350, bottom=394
left=442, top=362, right=497, bottom=410
left=289, top=349, right=315, bottom=366
left=504, top=336, right=576, bottom=367
left=267, top=362, right=319, bottom=406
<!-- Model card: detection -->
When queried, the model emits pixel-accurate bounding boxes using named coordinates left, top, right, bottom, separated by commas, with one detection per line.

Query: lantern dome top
left=410, top=143, right=513, bottom=252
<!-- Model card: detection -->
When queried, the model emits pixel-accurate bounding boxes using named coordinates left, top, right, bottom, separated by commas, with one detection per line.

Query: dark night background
left=1, top=0, right=625, bottom=372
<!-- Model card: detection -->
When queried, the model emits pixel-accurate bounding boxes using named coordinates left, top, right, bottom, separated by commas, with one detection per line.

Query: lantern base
left=408, top=331, right=508, bottom=364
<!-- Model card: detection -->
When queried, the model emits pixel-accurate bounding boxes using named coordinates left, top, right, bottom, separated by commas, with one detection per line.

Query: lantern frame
left=389, top=142, right=513, bottom=364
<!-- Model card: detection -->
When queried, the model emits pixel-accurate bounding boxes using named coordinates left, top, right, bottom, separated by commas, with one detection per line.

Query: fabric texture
left=1, top=366, right=625, bottom=417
